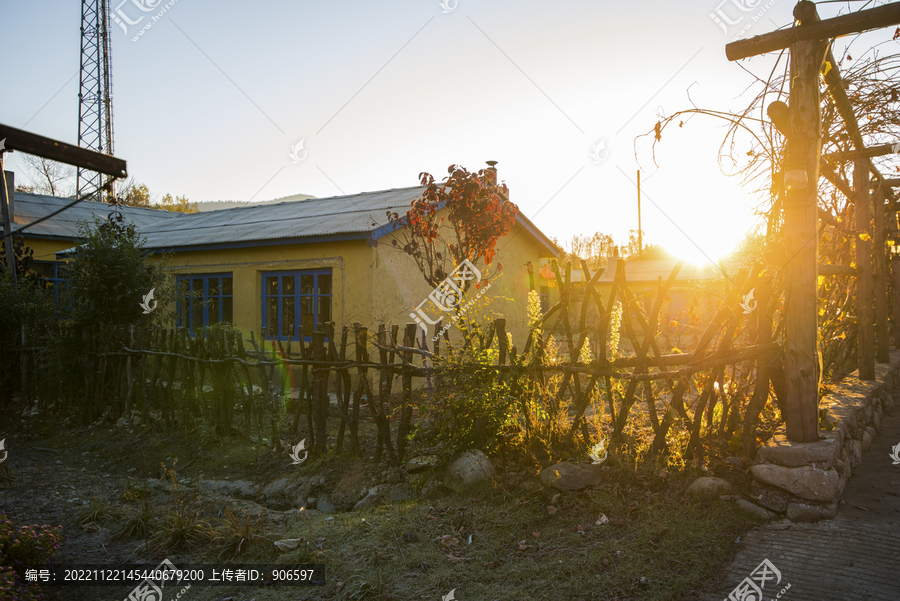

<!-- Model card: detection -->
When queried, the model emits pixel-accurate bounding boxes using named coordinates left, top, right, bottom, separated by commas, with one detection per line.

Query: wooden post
left=0, top=157, right=17, bottom=283
left=855, top=158, right=875, bottom=379
left=873, top=185, right=890, bottom=362
left=781, top=1, right=826, bottom=443
left=893, top=249, right=900, bottom=347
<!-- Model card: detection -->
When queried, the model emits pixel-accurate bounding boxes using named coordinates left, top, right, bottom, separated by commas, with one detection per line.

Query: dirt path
left=696, top=399, right=900, bottom=601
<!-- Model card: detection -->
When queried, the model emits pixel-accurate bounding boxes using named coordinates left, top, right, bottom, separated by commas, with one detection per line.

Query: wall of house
left=375, top=220, right=556, bottom=348
left=155, top=240, right=374, bottom=341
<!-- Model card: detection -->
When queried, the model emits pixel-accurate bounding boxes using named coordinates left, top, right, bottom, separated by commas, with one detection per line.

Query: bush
left=0, top=514, right=63, bottom=601
left=414, top=343, right=517, bottom=467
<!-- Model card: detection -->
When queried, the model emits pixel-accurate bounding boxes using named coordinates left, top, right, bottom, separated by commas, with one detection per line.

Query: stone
left=750, top=481, right=796, bottom=513
left=724, top=457, right=746, bottom=470
left=405, top=455, right=438, bottom=473
left=447, top=450, right=495, bottom=486
left=786, top=501, right=838, bottom=522
left=261, top=475, right=322, bottom=510
left=316, top=495, right=337, bottom=514
left=198, top=479, right=257, bottom=499
left=862, top=429, right=873, bottom=452
left=884, top=391, right=896, bottom=415
left=750, top=464, right=840, bottom=503
left=539, top=462, right=603, bottom=491
left=685, top=477, right=733, bottom=500
left=757, top=429, right=841, bottom=470
left=846, top=439, right=862, bottom=469
left=734, top=499, right=777, bottom=520
left=353, top=484, right=411, bottom=510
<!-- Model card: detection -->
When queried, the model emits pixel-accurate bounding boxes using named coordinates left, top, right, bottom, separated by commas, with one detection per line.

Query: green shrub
left=0, top=514, right=63, bottom=601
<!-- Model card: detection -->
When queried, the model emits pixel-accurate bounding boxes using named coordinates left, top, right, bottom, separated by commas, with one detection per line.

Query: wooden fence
left=21, top=258, right=780, bottom=465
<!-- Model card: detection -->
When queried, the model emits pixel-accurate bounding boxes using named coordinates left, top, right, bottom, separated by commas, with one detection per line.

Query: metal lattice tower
left=76, top=0, right=115, bottom=201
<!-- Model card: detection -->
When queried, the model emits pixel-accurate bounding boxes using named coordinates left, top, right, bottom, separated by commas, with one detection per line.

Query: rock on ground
left=539, top=462, right=603, bottom=491
left=446, top=450, right=495, bottom=485
left=686, top=476, right=733, bottom=500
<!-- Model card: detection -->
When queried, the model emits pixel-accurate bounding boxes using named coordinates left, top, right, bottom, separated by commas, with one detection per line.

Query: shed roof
left=12, top=191, right=186, bottom=240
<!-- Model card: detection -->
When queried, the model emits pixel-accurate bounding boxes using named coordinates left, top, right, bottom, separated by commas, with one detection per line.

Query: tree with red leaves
left=387, top=164, right=519, bottom=293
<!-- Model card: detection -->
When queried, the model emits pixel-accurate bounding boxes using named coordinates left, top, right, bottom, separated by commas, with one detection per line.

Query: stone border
left=742, top=351, right=898, bottom=522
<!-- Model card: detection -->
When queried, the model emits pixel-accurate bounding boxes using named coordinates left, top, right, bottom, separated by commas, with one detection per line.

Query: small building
left=91, top=184, right=561, bottom=347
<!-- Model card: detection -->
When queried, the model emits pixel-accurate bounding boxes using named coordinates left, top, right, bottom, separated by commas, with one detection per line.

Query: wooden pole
left=782, top=1, right=825, bottom=443
left=0, top=156, right=17, bottom=283
left=856, top=158, right=875, bottom=379
left=725, top=2, right=900, bottom=61
left=637, top=170, right=642, bottom=256
left=873, top=185, right=890, bottom=362
left=892, top=253, right=900, bottom=348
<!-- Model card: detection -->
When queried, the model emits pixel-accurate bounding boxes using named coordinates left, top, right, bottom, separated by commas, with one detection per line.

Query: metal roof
left=12, top=191, right=186, bottom=240
left=134, top=186, right=428, bottom=250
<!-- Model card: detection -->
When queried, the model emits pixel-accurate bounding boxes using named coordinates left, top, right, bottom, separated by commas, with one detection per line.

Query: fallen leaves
left=518, top=540, right=531, bottom=552
left=485, top=560, right=501, bottom=569
left=547, top=505, right=558, bottom=515
left=436, top=535, right=459, bottom=549
left=596, top=513, right=609, bottom=525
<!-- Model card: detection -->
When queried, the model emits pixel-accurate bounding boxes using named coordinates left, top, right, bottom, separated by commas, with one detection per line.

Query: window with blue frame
left=177, top=274, right=233, bottom=331
left=540, top=285, right=550, bottom=314
left=261, top=270, right=332, bottom=341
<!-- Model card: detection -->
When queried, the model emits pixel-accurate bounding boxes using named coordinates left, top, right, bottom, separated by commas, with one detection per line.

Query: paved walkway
left=699, top=397, right=900, bottom=601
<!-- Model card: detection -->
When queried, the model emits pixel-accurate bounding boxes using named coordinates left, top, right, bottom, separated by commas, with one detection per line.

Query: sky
left=3, top=0, right=894, bottom=264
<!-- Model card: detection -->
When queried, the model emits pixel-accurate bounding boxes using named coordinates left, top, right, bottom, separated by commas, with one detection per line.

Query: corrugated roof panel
left=135, top=186, right=425, bottom=249
left=12, top=192, right=186, bottom=239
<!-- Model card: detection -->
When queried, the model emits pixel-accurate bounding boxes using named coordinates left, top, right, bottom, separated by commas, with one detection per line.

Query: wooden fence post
left=873, top=185, right=890, bottom=363
left=856, top=158, right=875, bottom=379
left=782, top=1, right=827, bottom=442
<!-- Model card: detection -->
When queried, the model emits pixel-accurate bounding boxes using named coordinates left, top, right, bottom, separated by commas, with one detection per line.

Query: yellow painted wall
left=146, top=221, right=555, bottom=351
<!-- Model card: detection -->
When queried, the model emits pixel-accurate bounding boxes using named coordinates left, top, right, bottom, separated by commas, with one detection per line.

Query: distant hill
left=194, top=193, right=316, bottom=212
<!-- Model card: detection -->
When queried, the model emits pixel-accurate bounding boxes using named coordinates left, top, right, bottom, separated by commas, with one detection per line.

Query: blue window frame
left=177, top=273, right=233, bottom=331
left=261, top=269, right=332, bottom=341
left=32, top=261, right=66, bottom=302
left=540, top=285, right=550, bottom=314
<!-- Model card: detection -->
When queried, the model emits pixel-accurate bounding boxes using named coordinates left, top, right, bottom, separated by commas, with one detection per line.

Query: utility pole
left=637, top=170, right=642, bottom=256
left=0, top=151, right=16, bottom=285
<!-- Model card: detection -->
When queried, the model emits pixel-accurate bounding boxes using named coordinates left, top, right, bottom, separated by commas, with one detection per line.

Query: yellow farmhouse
left=87, top=184, right=561, bottom=348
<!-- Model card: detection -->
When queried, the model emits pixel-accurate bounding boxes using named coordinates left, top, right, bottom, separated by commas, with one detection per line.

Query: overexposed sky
left=4, top=0, right=893, bottom=263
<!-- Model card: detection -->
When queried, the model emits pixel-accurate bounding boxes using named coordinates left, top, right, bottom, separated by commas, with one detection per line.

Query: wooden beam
left=0, top=123, right=127, bottom=179
left=726, top=2, right=900, bottom=61
left=824, top=143, right=896, bottom=163
left=880, top=178, right=900, bottom=188
left=874, top=185, right=890, bottom=363
left=856, top=158, right=875, bottom=379
left=818, top=263, right=857, bottom=276
left=782, top=0, right=825, bottom=444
